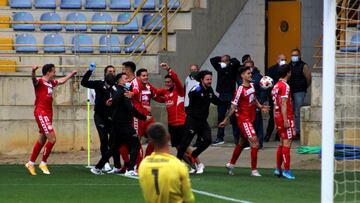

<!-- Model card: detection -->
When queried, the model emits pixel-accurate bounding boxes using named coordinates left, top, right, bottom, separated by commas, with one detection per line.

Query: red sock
left=276, top=145, right=283, bottom=170
left=251, top=147, right=258, bottom=170
left=30, top=141, right=44, bottom=163
left=230, top=144, right=243, bottom=165
left=145, top=143, right=154, bottom=156
left=282, top=146, right=291, bottom=170
left=119, top=145, right=130, bottom=163
left=41, top=141, right=55, bottom=163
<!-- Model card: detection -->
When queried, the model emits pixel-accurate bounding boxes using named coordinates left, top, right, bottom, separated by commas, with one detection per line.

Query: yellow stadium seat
left=0, top=0, right=7, bottom=6
left=0, top=38, right=13, bottom=50
left=0, top=60, right=16, bottom=72
left=0, top=16, right=10, bottom=28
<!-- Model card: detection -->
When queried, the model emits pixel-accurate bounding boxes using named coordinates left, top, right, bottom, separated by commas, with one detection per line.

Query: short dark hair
left=136, top=68, right=148, bottom=77
left=115, top=72, right=126, bottom=82
left=238, top=66, right=251, bottom=75
left=104, top=65, right=115, bottom=75
left=42, top=64, right=55, bottom=76
left=244, top=60, right=254, bottom=67
left=278, top=64, right=291, bottom=78
left=242, top=54, right=251, bottom=63
left=147, top=123, right=168, bottom=147
left=291, top=48, right=301, bottom=54
left=164, top=75, right=172, bottom=80
left=195, top=70, right=212, bottom=82
left=123, top=61, right=136, bottom=73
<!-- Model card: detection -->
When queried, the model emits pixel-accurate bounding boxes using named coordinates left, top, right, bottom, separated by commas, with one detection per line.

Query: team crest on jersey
left=245, top=88, right=255, bottom=96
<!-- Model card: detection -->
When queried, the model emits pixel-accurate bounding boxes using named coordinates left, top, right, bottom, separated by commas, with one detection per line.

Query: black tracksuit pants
left=177, top=116, right=212, bottom=159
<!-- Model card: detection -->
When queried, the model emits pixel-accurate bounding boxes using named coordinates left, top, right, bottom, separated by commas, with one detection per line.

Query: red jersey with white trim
left=130, top=78, right=148, bottom=115
left=231, top=83, right=257, bottom=122
left=271, top=79, right=294, bottom=119
left=34, top=78, right=59, bottom=113
left=156, top=69, right=186, bottom=126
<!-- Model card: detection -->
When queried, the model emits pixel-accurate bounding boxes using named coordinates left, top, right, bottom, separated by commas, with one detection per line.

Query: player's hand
left=218, top=119, right=228, bottom=128
left=260, top=105, right=270, bottom=113
left=71, top=70, right=78, bottom=76
left=89, top=63, right=96, bottom=71
left=160, top=63, right=170, bottom=71
left=32, top=65, right=39, bottom=71
left=105, top=98, right=112, bottom=106
left=124, top=91, right=134, bottom=98
left=146, top=115, right=152, bottom=121
left=284, top=119, right=290, bottom=128
left=143, top=105, right=152, bottom=113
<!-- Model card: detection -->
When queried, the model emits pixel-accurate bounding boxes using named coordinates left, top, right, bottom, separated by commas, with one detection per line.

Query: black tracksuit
left=81, top=70, right=113, bottom=161
left=95, top=85, right=146, bottom=170
left=177, top=84, right=222, bottom=159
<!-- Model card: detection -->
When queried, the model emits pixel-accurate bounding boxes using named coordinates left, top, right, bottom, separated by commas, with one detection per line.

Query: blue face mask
left=124, top=82, right=131, bottom=91
left=291, top=56, right=299, bottom=63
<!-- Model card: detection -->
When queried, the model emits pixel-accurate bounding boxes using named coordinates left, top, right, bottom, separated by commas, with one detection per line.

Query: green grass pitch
left=0, top=165, right=320, bottom=203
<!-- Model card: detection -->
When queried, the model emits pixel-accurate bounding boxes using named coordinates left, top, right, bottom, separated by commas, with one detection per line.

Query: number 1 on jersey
left=152, top=169, right=160, bottom=195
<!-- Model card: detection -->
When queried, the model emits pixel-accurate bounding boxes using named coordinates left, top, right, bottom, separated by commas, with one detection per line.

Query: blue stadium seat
left=357, top=24, right=360, bottom=29
left=60, top=0, right=81, bottom=9
left=116, top=13, right=139, bottom=31
left=34, top=0, right=56, bottom=9
left=159, top=0, right=180, bottom=9
left=65, top=12, right=87, bottom=31
left=40, top=12, right=62, bottom=31
left=15, top=33, right=37, bottom=53
left=142, top=13, right=162, bottom=31
left=72, top=34, right=93, bottom=53
left=99, top=35, right=121, bottom=53
left=91, top=13, right=113, bottom=31
left=134, top=0, right=155, bottom=10
left=12, top=12, right=35, bottom=31
left=85, top=0, right=106, bottom=9
left=9, top=0, right=32, bottom=8
left=44, top=34, right=65, bottom=53
left=109, top=0, right=131, bottom=9
left=340, top=33, right=360, bottom=52
left=124, top=34, right=145, bottom=53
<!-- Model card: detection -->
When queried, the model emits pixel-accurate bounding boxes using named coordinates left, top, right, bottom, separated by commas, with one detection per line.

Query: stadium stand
left=124, top=34, right=145, bottom=53
left=142, top=13, right=162, bottom=31
left=65, top=12, right=87, bottom=31
left=91, top=12, right=113, bottom=31
left=15, top=33, right=38, bottom=53
left=43, top=34, right=66, bottom=53
left=85, top=0, right=106, bottom=9
left=34, top=0, right=56, bottom=9
left=9, top=0, right=32, bottom=9
left=72, top=34, right=93, bottom=53
left=99, top=35, right=121, bottom=53
left=116, top=13, right=139, bottom=31
left=134, top=0, right=156, bottom=10
left=40, top=12, right=62, bottom=31
left=60, top=0, right=81, bottom=9
left=109, top=0, right=131, bottom=10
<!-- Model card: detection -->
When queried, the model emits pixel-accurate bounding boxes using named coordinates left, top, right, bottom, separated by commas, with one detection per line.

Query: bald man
left=264, top=54, right=287, bottom=142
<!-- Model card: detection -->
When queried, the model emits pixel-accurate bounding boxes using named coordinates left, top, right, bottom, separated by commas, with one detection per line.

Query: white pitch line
left=0, top=183, right=138, bottom=186
left=118, top=174, right=253, bottom=203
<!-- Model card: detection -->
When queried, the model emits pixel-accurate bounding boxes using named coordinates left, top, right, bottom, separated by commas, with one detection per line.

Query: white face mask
left=291, top=56, right=299, bottom=63
left=219, top=62, right=227, bottom=68
left=279, top=60, right=286, bottom=66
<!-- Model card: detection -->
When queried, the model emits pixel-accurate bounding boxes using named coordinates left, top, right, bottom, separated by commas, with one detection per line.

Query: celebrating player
left=25, top=64, right=77, bottom=175
left=271, top=64, right=296, bottom=180
left=139, top=123, right=195, bottom=203
left=219, top=66, right=269, bottom=177
left=155, top=63, right=203, bottom=172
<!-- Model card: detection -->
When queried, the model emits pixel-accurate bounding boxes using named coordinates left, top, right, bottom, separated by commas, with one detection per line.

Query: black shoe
left=212, top=138, right=224, bottom=146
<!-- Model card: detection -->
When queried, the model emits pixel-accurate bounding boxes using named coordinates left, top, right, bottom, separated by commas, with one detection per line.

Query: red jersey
left=231, top=83, right=257, bottom=122
left=156, top=69, right=186, bottom=126
left=130, top=78, right=148, bottom=115
left=34, top=78, right=59, bottom=113
left=271, top=79, right=294, bottom=119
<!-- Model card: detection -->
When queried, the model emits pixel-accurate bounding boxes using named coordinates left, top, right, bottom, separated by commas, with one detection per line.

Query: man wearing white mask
left=210, top=55, right=241, bottom=145
left=288, top=49, right=312, bottom=140
left=264, top=54, right=287, bottom=142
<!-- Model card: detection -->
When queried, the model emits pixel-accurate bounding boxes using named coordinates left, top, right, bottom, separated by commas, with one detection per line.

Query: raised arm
left=160, top=63, right=185, bottom=96
left=58, top=70, right=77, bottom=85
left=31, top=65, right=39, bottom=86
left=210, top=56, right=222, bottom=72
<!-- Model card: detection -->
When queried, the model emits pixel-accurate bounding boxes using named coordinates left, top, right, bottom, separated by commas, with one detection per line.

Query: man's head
left=147, top=123, right=170, bottom=149
left=277, top=54, right=287, bottom=65
left=278, top=64, right=291, bottom=80
left=221, top=55, right=231, bottom=64
left=164, top=75, right=174, bottom=89
left=243, top=60, right=254, bottom=69
left=189, top=64, right=199, bottom=77
left=42, top=64, right=56, bottom=79
left=242, top=54, right=251, bottom=64
left=136, top=68, right=149, bottom=84
left=122, top=61, right=136, bottom=75
left=104, top=65, right=115, bottom=77
left=115, top=73, right=129, bottom=86
left=196, top=70, right=212, bottom=88
left=291, top=48, right=301, bottom=63
left=239, top=66, right=252, bottom=83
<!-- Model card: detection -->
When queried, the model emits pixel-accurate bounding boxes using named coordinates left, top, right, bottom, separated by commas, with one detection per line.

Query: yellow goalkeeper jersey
left=138, top=152, right=195, bottom=203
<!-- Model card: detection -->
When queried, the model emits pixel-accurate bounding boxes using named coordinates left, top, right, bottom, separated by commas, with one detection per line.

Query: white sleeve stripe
left=232, top=86, right=243, bottom=105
